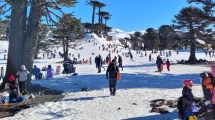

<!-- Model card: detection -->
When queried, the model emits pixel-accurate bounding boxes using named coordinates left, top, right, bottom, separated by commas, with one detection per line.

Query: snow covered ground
left=0, top=34, right=213, bottom=120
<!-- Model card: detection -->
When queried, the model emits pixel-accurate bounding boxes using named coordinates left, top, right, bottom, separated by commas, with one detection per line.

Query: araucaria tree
left=54, top=14, right=84, bottom=61
left=0, top=0, right=77, bottom=89
left=173, top=6, right=209, bottom=63
left=142, top=28, right=159, bottom=52
left=158, top=25, right=176, bottom=50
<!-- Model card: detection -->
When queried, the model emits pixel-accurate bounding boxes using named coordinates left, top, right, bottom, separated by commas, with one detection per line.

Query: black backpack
left=108, top=64, right=117, bottom=77
left=177, top=97, right=184, bottom=119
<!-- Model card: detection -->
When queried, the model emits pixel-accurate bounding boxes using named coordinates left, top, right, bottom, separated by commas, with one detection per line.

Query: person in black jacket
left=156, top=55, right=163, bottom=72
left=106, top=59, right=119, bottom=96
left=118, top=55, right=123, bottom=71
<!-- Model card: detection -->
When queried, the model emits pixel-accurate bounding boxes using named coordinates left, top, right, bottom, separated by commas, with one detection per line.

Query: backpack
left=177, top=97, right=184, bottom=119
left=108, top=64, right=118, bottom=77
left=188, top=115, right=197, bottom=120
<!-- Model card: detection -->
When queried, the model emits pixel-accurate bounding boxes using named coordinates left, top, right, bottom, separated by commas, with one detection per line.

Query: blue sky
left=62, top=0, right=191, bottom=32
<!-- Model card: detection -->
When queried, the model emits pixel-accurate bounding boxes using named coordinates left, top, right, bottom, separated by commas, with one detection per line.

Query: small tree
left=54, top=14, right=84, bottom=61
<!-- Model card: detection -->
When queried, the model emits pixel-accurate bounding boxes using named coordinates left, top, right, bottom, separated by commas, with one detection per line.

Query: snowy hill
left=108, top=28, right=146, bottom=40
left=0, top=32, right=213, bottom=120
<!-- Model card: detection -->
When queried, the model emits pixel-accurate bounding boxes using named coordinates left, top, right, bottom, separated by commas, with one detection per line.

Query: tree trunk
left=22, top=0, right=43, bottom=73
left=1, top=0, right=27, bottom=89
left=65, top=37, right=69, bottom=61
left=63, top=37, right=67, bottom=61
left=91, top=5, right=96, bottom=32
left=188, top=21, right=197, bottom=63
left=98, top=7, right=101, bottom=24
left=188, top=43, right=197, bottom=63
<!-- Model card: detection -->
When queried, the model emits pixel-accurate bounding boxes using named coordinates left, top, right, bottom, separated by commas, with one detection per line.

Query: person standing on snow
left=118, top=55, right=123, bottom=71
left=149, top=54, right=152, bottom=62
left=32, top=65, right=40, bottom=80
left=106, top=59, right=119, bottom=96
left=97, top=55, right=103, bottom=73
left=156, top=55, right=163, bottom=72
left=16, top=65, right=30, bottom=93
left=166, top=59, right=170, bottom=71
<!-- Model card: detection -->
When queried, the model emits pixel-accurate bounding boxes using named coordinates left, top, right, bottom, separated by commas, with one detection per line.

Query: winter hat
left=21, top=65, right=26, bottom=70
left=112, top=59, right=116, bottom=63
left=8, top=75, right=15, bottom=81
left=183, top=79, right=193, bottom=87
left=211, top=65, right=215, bottom=77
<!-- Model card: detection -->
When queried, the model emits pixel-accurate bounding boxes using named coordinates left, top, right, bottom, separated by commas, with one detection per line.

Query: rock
left=81, top=87, right=89, bottom=92
left=150, top=106, right=170, bottom=114
left=132, top=103, right=137, bottom=105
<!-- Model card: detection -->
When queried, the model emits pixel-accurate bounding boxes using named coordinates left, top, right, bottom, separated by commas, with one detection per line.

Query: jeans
left=119, top=63, right=123, bottom=70
left=184, top=111, right=192, bottom=120
left=18, top=81, right=26, bottom=93
left=109, top=78, right=117, bottom=95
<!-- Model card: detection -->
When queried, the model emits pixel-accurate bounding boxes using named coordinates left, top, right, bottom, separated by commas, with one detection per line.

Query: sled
left=117, top=72, right=121, bottom=80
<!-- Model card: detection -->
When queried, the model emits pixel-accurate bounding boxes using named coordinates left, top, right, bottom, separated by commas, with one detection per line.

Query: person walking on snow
left=166, top=59, right=170, bottom=71
left=106, top=59, right=119, bottom=96
left=118, top=55, right=123, bottom=71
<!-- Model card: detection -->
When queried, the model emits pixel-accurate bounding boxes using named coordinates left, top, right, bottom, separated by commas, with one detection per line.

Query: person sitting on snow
left=7, top=75, right=18, bottom=101
left=182, top=79, right=198, bottom=120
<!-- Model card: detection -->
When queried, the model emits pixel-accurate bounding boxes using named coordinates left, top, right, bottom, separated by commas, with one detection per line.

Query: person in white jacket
left=16, top=65, right=30, bottom=93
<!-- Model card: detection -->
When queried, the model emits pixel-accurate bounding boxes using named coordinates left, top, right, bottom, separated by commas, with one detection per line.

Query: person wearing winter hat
left=182, top=79, right=196, bottom=120
left=16, top=65, right=30, bottom=93
left=106, top=59, right=119, bottom=96
left=8, top=75, right=18, bottom=101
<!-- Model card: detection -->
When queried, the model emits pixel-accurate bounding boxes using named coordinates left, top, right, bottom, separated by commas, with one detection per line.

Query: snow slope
left=0, top=33, right=213, bottom=120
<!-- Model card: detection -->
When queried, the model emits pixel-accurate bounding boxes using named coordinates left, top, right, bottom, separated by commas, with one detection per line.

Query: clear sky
left=63, top=0, right=190, bottom=32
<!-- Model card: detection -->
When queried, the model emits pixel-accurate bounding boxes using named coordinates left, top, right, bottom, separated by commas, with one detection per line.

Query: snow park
left=0, top=0, right=215, bottom=120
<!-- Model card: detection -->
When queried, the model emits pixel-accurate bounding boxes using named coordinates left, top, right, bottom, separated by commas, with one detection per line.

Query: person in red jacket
left=166, top=59, right=170, bottom=71
left=8, top=75, right=18, bottom=101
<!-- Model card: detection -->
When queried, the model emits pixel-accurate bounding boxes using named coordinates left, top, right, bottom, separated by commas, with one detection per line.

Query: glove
left=205, top=100, right=211, bottom=106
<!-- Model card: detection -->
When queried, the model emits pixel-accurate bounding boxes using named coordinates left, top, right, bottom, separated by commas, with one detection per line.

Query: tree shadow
left=32, top=70, right=201, bottom=92
left=63, top=95, right=110, bottom=102
left=123, top=110, right=178, bottom=120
